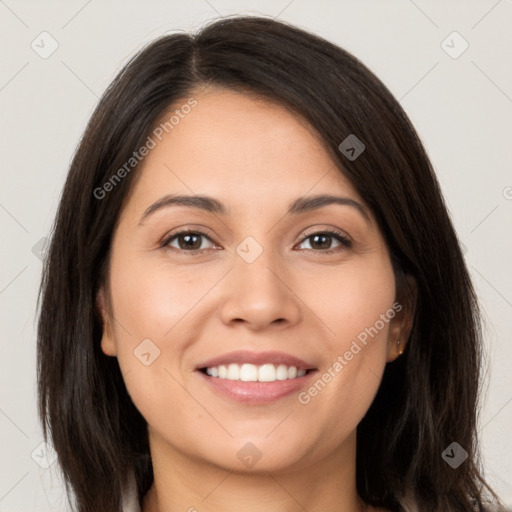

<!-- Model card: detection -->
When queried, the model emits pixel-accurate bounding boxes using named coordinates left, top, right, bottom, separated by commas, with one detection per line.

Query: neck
left=142, top=429, right=367, bottom=512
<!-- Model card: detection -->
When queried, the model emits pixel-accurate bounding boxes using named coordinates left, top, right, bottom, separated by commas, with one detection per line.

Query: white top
left=121, top=471, right=141, bottom=512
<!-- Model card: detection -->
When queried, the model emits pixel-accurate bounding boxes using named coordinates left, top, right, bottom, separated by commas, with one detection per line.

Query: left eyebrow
left=287, top=194, right=370, bottom=223
left=138, top=193, right=371, bottom=225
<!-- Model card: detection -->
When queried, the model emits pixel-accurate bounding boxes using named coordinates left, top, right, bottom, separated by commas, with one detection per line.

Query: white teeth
left=278, top=364, right=292, bottom=380
left=240, top=363, right=258, bottom=381
left=227, top=363, right=239, bottom=380
left=258, top=363, right=276, bottom=382
left=204, top=363, right=308, bottom=382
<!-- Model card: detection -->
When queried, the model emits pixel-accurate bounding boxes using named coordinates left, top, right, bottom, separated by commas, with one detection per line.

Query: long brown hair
left=37, top=15, right=506, bottom=512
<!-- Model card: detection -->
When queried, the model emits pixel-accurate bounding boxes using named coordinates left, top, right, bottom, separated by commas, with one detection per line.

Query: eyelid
left=298, top=226, right=351, bottom=243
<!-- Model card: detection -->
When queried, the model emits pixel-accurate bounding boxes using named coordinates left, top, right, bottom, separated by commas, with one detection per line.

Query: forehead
left=125, top=88, right=364, bottom=216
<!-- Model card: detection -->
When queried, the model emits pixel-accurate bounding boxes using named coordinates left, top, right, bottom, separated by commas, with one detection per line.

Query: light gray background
left=1, top=1, right=511, bottom=510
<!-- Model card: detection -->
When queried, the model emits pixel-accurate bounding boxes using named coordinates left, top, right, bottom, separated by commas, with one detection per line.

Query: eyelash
left=160, top=228, right=353, bottom=255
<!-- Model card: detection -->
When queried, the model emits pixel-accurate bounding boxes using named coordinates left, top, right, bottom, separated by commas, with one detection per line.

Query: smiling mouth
left=196, top=364, right=318, bottom=404
left=198, top=363, right=315, bottom=382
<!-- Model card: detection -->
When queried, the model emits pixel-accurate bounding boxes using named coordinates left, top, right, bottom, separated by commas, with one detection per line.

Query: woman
left=37, top=15, right=507, bottom=512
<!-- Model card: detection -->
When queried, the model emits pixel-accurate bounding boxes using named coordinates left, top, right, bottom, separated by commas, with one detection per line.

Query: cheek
left=294, top=256, right=396, bottom=422
left=108, top=251, right=217, bottom=342
left=303, top=255, right=396, bottom=348
left=105, top=246, right=228, bottom=407
left=299, top=258, right=396, bottom=424
left=105, top=253, right=205, bottom=427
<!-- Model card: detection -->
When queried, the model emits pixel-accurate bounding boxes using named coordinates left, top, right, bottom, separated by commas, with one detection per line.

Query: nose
left=219, top=248, right=302, bottom=331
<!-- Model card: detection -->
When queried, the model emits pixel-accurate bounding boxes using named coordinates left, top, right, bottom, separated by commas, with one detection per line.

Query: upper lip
left=196, top=350, right=316, bottom=370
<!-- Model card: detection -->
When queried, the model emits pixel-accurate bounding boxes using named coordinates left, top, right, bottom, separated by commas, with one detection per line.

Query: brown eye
left=297, top=230, right=352, bottom=252
left=164, top=231, right=216, bottom=252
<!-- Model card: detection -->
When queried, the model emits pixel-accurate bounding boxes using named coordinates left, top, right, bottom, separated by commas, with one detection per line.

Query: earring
left=397, top=340, right=404, bottom=355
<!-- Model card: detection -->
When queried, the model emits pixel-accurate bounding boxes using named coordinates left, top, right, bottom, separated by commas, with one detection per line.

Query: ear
left=96, top=286, right=117, bottom=357
left=386, top=274, right=417, bottom=362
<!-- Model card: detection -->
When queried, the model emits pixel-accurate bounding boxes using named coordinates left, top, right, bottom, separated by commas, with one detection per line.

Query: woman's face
left=99, top=88, right=407, bottom=473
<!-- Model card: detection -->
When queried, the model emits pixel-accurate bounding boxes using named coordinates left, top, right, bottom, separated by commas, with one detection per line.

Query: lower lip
left=196, top=369, right=318, bottom=404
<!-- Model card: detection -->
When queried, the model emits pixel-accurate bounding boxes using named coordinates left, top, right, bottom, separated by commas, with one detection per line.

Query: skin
left=98, top=88, right=414, bottom=512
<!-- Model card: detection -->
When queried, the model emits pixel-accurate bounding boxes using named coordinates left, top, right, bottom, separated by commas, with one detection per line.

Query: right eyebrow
left=139, top=194, right=227, bottom=225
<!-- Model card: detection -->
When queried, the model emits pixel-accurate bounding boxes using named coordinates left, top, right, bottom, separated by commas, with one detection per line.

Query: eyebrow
left=138, top=193, right=370, bottom=225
